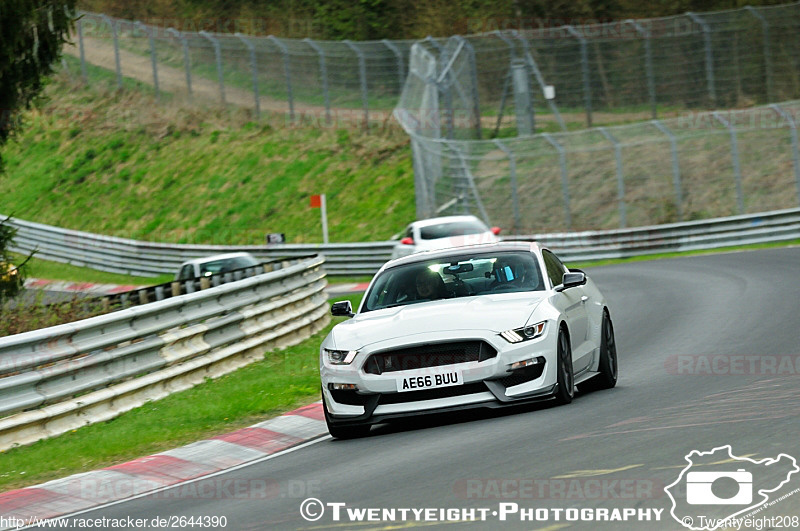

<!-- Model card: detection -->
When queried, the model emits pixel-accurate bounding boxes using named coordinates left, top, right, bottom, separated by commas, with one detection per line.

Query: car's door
left=543, top=250, right=592, bottom=373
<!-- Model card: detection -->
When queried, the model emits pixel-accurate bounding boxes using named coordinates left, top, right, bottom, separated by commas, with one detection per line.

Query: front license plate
left=396, top=370, right=463, bottom=392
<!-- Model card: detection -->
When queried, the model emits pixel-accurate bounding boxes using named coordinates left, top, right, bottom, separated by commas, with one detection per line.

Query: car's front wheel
left=322, top=394, right=371, bottom=440
left=553, top=327, right=574, bottom=405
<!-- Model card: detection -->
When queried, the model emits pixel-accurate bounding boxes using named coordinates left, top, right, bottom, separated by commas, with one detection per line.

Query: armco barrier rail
left=5, top=209, right=800, bottom=280
left=4, top=215, right=392, bottom=276
left=0, top=254, right=328, bottom=451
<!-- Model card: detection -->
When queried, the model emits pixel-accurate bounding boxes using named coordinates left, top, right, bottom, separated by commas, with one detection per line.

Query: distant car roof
left=411, top=215, right=488, bottom=228
left=179, top=252, right=258, bottom=267
left=383, top=241, right=539, bottom=270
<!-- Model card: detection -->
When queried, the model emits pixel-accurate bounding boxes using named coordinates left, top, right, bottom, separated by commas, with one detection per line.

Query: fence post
left=492, top=31, right=516, bottom=136
left=712, top=112, right=744, bottom=214
left=565, top=25, right=592, bottom=128
left=381, top=39, right=405, bottom=93
left=199, top=31, right=225, bottom=104
left=101, top=14, right=122, bottom=89
left=514, top=34, right=567, bottom=131
left=650, top=120, right=684, bottom=220
left=492, top=140, right=522, bottom=232
left=267, top=36, right=294, bottom=122
left=542, top=133, right=573, bottom=230
left=426, top=36, right=454, bottom=139
left=304, top=39, right=331, bottom=124
left=687, top=12, right=716, bottom=108
left=134, top=21, right=159, bottom=102
left=744, top=6, right=773, bottom=103
left=453, top=36, right=483, bottom=139
left=344, top=40, right=369, bottom=130
left=624, top=19, right=655, bottom=119
left=235, top=33, right=260, bottom=118
left=598, top=127, right=627, bottom=228
left=167, top=28, right=192, bottom=98
left=770, top=104, right=800, bottom=206
left=77, top=17, right=87, bottom=82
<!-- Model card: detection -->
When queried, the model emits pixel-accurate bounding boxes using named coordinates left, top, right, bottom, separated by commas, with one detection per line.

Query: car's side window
left=542, top=250, right=566, bottom=288
left=178, top=265, right=194, bottom=281
left=405, top=226, right=414, bottom=239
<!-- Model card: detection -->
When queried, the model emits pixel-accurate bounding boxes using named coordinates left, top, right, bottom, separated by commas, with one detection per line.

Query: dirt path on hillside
left=63, top=37, right=680, bottom=129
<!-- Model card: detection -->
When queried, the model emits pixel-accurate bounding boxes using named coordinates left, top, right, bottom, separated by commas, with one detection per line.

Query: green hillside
left=1, top=73, right=414, bottom=245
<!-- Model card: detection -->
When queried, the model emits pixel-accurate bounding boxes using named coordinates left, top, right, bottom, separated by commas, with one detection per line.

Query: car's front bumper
left=321, top=327, right=560, bottom=426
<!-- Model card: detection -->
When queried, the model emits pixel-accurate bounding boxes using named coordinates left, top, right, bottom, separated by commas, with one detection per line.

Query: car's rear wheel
left=322, top=393, right=371, bottom=440
left=579, top=310, right=618, bottom=392
left=553, top=328, right=574, bottom=405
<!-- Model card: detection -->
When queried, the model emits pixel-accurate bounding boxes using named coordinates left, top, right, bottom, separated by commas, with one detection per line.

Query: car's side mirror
left=555, top=272, right=586, bottom=292
left=491, top=226, right=501, bottom=236
left=331, top=300, right=354, bottom=317
left=400, top=237, right=414, bottom=245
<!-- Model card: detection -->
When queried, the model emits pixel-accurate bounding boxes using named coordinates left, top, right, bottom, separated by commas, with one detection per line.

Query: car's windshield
left=419, top=220, right=489, bottom=240
left=362, top=251, right=544, bottom=312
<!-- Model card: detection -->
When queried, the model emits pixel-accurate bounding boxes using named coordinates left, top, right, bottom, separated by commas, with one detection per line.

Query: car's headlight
left=324, top=349, right=358, bottom=365
left=500, top=321, right=546, bottom=343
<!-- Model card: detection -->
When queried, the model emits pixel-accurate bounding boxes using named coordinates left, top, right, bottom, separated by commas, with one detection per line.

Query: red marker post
left=309, top=194, right=329, bottom=244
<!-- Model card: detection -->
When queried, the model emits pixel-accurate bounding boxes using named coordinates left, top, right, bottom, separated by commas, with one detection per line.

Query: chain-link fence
left=64, top=3, right=800, bottom=132
left=397, top=99, right=800, bottom=232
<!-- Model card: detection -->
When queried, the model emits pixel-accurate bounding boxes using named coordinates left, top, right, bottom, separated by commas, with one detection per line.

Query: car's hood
left=330, top=292, right=546, bottom=349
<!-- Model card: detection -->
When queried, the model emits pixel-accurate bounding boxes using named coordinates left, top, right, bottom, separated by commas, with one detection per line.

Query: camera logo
left=665, top=445, right=799, bottom=530
left=686, top=469, right=752, bottom=505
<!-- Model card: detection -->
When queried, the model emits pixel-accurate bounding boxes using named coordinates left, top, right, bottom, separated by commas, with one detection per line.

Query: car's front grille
left=378, top=382, right=490, bottom=405
left=497, top=364, right=545, bottom=388
left=363, top=341, right=497, bottom=375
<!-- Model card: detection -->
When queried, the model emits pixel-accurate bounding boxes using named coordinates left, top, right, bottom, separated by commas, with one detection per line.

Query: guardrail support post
left=167, top=28, right=192, bottom=98
left=345, top=40, right=369, bottom=131
left=101, top=14, right=123, bottom=89
left=492, top=140, right=522, bottom=232
left=745, top=6, right=773, bottom=103
left=687, top=12, right=716, bottom=108
left=77, top=17, right=87, bottom=82
left=135, top=21, right=160, bottom=102
left=712, top=111, right=744, bottom=215
left=381, top=39, right=405, bottom=93
left=771, top=104, right=800, bottom=206
left=650, top=120, right=684, bottom=221
left=542, top=133, right=573, bottom=229
left=199, top=31, right=226, bottom=105
left=598, top=127, right=627, bottom=228
left=565, top=26, right=592, bottom=128
left=304, top=39, right=331, bottom=124
left=267, top=36, right=294, bottom=123
left=624, top=19, right=656, bottom=119
left=235, top=33, right=260, bottom=118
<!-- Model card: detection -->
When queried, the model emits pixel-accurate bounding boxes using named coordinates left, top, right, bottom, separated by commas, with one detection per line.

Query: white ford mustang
left=320, top=242, right=618, bottom=439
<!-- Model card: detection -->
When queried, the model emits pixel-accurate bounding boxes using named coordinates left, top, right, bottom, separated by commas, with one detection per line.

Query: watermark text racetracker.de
left=299, top=499, right=664, bottom=523
left=665, top=354, right=800, bottom=375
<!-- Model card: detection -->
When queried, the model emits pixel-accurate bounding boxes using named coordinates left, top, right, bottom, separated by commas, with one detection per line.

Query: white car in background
left=174, top=252, right=260, bottom=281
left=390, top=215, right=500, bottom=260
left=321, top=242, right=618, bottom=439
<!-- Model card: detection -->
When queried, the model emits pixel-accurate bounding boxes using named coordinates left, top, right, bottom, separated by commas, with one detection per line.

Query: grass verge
left=0, top=294, right=360, bottom=492
left=10, top=252, right=170, bottom=286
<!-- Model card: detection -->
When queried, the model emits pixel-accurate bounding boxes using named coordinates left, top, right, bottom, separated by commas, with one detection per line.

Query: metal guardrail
left=0, top=255, right=329, bottom=451
left=4, top=209, right=800, bottom=283
left=508, top=207, right=800, bottom=262
left=4, top=215, right=393, bottom=276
